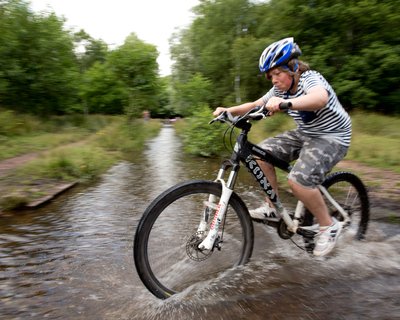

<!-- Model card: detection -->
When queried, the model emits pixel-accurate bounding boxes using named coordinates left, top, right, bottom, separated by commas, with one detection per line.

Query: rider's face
left=266, top=68, right=292, bottom=91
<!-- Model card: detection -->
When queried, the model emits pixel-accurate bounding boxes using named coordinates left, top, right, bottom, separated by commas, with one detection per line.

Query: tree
left=107, top=34, right=160, bottom=118
left=0, top=0, right=79, bottom=115
left=171, top=0, right=400, bottom=113
left=171, top=73, right=212, bottom=117
left=74, top=29, right=108, bottom=72
left=79, top=61, right=127, bottom=114
left=171, top=0, right=256, bottom=108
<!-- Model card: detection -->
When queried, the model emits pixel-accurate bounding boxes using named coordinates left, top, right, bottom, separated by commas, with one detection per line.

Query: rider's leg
left=258, top=160, right=279, bottom=197
left=288, top=179, right=331, bottom=226
left=253, top=130, right=307, bottom=217
left=248, top=160, right=279, bottom=218
left=288, top=138, right=348, bottom=256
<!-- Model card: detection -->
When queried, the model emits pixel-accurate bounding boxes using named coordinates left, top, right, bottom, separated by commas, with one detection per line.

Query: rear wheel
left=303, top=172, right=370, bottom=250
left=134, top=180, right=254, bottom=299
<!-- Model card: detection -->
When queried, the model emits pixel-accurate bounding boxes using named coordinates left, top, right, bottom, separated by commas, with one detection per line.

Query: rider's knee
left=288, top=176, right=316, bottom=191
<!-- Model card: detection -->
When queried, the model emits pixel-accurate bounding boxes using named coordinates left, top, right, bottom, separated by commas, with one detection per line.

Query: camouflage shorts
left=259, top=129, right=348, bottom=188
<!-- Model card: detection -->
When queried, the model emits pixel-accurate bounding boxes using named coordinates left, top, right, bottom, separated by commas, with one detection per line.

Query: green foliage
left=14, top=117, right=161, bottom=181
left=172, top=73, right=213, bottom=116
left=1, top=0, right=398, bottom=116
left=172, top=0, right=254, bottom=107
left=74, top=29, right=108, bottom=71
left=171, top=0, right=400, bottom=114
left=107, top=34, right=160, bottom=118
left=351, top=112, right=400, bottom=138
left=16, top=145, right=116, bottom=181
left=0, top=0, right=79, bottom=114
left=0, top=109, right=42, bottom=135
left=80, top=61, right=128, bottom=114
left=0, top=2, right=167, bottom=117
left=94, top=118, right=162, bottom=154
left=0, top=109, right=114, bottom=160
left=180, top=105, right=227, bottom=157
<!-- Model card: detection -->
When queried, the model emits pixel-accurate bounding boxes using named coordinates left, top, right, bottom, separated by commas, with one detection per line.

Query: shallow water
left=0, top=125, right=399, bottom=319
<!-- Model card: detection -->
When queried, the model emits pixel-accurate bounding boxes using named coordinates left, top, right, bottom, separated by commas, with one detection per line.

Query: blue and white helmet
left=259, top=37, right=302, bottom=73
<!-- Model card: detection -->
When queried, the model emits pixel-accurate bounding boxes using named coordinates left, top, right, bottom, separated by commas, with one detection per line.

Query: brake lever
left=248, top=106, right=268, bottom=120
left=209, top=111, right=237, bottom=124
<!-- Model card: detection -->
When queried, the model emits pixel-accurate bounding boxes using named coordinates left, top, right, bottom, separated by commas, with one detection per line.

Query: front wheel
left=134, top=180, right=254, bottom=299
left=304, top=171, right=370, bottom=240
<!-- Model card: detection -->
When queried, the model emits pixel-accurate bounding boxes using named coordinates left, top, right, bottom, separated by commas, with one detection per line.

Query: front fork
left=198, top=166, right=236, bottom=251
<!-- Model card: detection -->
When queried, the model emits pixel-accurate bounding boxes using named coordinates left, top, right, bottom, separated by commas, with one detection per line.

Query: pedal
left=297, top=227, right=317, bottom=239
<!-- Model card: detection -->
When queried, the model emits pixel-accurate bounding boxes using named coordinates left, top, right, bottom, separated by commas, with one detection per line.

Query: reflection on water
left=0, top=125, right=399, bottom=319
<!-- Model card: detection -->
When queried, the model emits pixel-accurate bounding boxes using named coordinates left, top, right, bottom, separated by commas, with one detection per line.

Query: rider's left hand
left=266, top=97, right=285, bottom=115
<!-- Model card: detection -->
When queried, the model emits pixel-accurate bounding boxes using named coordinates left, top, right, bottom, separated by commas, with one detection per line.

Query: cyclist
left=212, top=37, right=352, bottom=257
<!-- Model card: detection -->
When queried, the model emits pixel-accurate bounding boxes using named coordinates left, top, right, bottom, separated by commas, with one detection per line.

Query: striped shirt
left=262, top=70, right=352, bottom=147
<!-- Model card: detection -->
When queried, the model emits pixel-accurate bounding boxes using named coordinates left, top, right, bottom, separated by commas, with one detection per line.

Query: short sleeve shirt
left=262, top=70, right=352, bottom=147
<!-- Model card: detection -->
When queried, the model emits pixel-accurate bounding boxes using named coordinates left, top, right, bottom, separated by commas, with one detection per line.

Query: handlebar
left=279, top=101, right=292, bottom=111
left=210, top=101, right=292, bottom=125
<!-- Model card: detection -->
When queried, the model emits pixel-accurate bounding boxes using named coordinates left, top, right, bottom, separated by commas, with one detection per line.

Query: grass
left=10, top=117, right=162, bottom=182
left=347, top=112, right=400, bottom=172
left=0, top=111, right=162, bottom=211
left=0, top=131, right=91, bottom=160
left=14, top=145, right=116, bottom=182
left=0, top=110, right=114, bottom=161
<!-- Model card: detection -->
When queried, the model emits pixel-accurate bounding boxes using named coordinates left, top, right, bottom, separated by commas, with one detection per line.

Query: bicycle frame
left=199, top=115, right=350, bottom=251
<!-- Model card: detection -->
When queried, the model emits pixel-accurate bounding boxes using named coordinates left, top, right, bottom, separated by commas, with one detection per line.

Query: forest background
left=1, top=0, right=399, bottom=118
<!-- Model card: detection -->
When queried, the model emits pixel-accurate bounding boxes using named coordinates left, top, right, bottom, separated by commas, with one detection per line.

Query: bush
left=0, top=109, right=42, bottom=136
left=180, top=105, right=227, bottom=157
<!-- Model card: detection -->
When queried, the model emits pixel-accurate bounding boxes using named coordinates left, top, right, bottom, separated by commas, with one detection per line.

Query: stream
left=1, top=125, right=399, bottom=319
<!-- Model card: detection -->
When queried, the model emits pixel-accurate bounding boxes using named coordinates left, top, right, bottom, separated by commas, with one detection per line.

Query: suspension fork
left=198, top=162, right=239, bottom=251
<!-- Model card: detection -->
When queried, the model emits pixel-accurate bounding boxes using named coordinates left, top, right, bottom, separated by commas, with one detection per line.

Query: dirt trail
left=335, top=160, right=400, bottom=220
left=0, top=153, right=40, bottom=177
left=336, top=160, right=400, bottom=199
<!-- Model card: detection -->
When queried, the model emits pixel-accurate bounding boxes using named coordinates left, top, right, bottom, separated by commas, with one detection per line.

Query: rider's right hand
left=213, top=107, right=228, bottom=116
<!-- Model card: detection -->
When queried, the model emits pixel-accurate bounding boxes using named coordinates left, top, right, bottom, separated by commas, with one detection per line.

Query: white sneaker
left=249, top=203, right=278, bottom=220
left=313, top=218, right=342, bottom=257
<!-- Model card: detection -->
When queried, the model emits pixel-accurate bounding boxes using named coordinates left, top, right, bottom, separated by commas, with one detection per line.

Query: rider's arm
left=287, top=86, right=328, bottom=111
left=213, top=97, right=265, bottom=116
left=266, top=86, right=328, bottom=113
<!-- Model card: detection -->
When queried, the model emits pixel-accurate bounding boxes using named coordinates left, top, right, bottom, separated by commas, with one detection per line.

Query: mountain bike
left=134, top=103, right=370, bottom=299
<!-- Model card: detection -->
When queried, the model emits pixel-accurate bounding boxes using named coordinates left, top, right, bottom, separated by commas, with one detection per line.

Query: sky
left=29, top=0, right=200, bottom=76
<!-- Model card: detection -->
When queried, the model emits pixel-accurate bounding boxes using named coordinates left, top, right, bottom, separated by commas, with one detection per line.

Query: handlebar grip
left=250, top=106, right=262, bottom=113
left=279, top=101, right=292, bottom=111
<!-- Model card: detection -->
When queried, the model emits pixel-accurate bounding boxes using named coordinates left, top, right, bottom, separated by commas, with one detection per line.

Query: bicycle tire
left=134, top=180, right=254, bottom=299
left=304, top=171, right=370, bottom=240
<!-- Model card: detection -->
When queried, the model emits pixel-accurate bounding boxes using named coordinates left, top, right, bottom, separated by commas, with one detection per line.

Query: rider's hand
left=266, top=97, right=285, bottom=115
left=213, top=107, right=228, bottom=116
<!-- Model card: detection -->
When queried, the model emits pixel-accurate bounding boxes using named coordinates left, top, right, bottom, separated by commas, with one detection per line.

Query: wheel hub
left=185, top=231, right=213, bottom=261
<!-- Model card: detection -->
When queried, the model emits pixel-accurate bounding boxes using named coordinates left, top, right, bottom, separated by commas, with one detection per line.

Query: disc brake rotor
left=186, top=231, right=213, bottom=261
